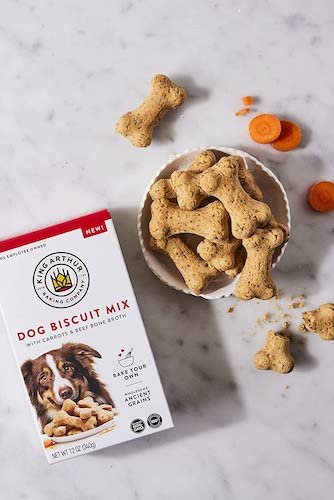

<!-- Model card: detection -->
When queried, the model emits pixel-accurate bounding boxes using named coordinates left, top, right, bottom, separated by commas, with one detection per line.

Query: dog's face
left=21, top=343, right=101, bottom=419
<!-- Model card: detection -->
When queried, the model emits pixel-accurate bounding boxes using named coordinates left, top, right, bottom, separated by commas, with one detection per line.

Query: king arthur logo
left=51, top=269, right=73, bottom=292
left=33, top=252, right=90, bottom=308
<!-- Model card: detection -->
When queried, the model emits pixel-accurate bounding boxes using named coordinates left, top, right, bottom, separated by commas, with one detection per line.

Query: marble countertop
left=1, top=1, right=334, bottom=498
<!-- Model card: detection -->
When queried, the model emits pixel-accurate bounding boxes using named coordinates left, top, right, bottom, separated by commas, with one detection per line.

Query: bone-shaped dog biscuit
left=151, top=236, right=219, bottom=295
left=302, top=303, right=334, bottom=340
left=170, top=150, right=218, bottom=209
left=200, top=156, right=271, bottom=239
left=53, top=425, right=67, bottom=437
left=77, top=396, right=115, bottom=424
left=74, top=407, right=94, bottom=420
left=149, top=199, right=229, bottom=243
left=234, top=226, right=284, bottom=300
left=188, top=149, right=217, bottom=173
left=44, top=422, right=56, bottom=437
left=62, top=398, right=76, bottom=414
left=116, top=74, right=186, bottom=147
left=53, top=410, right=97, bottom=432
left=254, top=330, right=294, bottom=374
left=197, top=236, right=241, bottom=272
left=150, top=150, right=217, bottom=204
left=150, top=179, right=176, bottom=201
left=170, top=170, right=208, bottom=210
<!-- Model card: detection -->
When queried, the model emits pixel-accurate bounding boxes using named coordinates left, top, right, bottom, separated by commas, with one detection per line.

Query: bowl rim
left=137, top=146, right=291, bottom=300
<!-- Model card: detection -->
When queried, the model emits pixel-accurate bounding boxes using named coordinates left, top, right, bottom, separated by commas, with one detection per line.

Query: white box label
left=0, top=210, right=173, bottom=463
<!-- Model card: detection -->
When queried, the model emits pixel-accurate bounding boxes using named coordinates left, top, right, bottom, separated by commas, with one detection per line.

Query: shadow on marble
left=289, top=332, right=318, bottom=371
left=103, top=207, right=245, bottom=456
left=153, top=74, right=210, bottom=144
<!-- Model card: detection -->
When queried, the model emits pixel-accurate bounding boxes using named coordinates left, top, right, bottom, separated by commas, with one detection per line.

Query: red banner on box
left=82, top=220, right=108, bottom=238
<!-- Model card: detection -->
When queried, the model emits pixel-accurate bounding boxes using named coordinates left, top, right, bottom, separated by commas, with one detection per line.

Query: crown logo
left=51, top=268, right=73, bottom=292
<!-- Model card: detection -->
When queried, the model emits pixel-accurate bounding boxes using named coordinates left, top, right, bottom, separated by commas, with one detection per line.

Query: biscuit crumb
left=299, top=323, right=307, bottom=333
left=285, top=385, right=289, bottom=390
left=281, top=321, right=290, bottom=331
left=299, top=294, right=305, bottom=300
left=256, top=313, right=270, bottom=327
left=290, top=301, right=305, bottom=309
left=289, top=296, right=294, bottom=301
left=227, top=306, right=234, bottom=313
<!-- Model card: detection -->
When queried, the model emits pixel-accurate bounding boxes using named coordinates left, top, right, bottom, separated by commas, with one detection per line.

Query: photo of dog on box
left=21, top=343, right=119, bottom=440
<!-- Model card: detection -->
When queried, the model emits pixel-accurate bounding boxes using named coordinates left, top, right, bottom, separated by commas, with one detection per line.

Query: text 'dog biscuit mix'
left=0, top=210, right=173, bottom=463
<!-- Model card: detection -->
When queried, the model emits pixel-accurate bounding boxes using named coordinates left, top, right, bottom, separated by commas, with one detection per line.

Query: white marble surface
left=0, top=0, right=334, bottom=498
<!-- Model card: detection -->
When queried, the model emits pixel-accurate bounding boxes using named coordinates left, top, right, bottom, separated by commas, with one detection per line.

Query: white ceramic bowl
left=138, top=146, right=291, bottom=300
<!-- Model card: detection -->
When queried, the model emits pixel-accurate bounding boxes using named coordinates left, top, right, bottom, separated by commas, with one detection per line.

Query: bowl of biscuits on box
left=138, top=146, right=291, bottom=300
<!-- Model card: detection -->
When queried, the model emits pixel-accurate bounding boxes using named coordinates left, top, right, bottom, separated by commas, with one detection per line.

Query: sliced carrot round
left=242, top=96, right=253, bottom=106
left=249, top=114, right=281, bottom=144
left=308, top=181, right=334, bottom=212
left=271, top=120, right=302, bottom=151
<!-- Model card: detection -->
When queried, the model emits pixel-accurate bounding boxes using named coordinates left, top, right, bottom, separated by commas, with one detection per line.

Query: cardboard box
left=0, top=210, right=173, bottom=463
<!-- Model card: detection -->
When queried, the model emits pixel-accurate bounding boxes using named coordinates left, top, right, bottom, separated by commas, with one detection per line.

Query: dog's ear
left=21, top=359, right=33, bottom=381
left=21, top=359, right=35, bottom=401
left=64, top=343, right=102, bottom=366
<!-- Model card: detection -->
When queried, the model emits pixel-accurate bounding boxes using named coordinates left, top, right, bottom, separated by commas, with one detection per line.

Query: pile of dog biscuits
left=149, top=150, right=289, bottom=298
left=44, top=397, right=118, bottom=438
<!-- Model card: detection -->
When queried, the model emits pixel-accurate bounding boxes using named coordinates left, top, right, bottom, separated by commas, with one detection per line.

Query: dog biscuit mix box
left=0, top=210, right=173, bottom=463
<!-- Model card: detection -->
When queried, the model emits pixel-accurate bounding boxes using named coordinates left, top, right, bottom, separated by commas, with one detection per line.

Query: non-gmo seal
left=147, top=413, right=162, bottom=429
left=33, top=252, right=90, bottom=308
left=130, top=418, right=145, bottom=434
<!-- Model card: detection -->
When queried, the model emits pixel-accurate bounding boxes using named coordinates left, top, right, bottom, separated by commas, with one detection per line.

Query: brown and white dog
left=21, top=343, right=114, bottom=432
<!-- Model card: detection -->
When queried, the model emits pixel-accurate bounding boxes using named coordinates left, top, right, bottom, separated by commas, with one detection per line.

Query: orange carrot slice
left=242, top=96, right=253, bottom=106
left=249, top=114, right=281, bottom=144
left=271, top=120, right=302, bottom=151
left=44, top=439, right=55, bottom=449
left=235, top=108, right=250, bottom=116
left=308, top=181, right=334, bottom=212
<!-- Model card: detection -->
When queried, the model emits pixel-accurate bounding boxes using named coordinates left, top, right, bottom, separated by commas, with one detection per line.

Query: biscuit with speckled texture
left=149, top=150, right=216, bottom=204
left=151, top=236, right=219, bottom=295
left=200, top=156, right=271, bottom=239
left=149, top=199, right=229, bottom=243
left=225, top=246, right=247, bottom=278
left=254, top=329, right=294, bottom=374
left=188, top=150, right=217, bottom=173
left=234, top=226, right=284, bottom=300
left=197, top=235, right=241, bottom=272
left=302, top=303, right=334, bottom=340
left=234, top=156, right=263, bottom=201
left=150, top=179, right=176, bottom=200
left=266, top=215, right=290, bottom=243
left=116, top=74, right=186, bottom=147
left=170, top=170, right=208, bottom=210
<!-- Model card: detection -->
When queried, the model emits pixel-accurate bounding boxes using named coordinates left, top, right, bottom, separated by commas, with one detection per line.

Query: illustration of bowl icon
left=118, top=348, right=134, bottom=367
